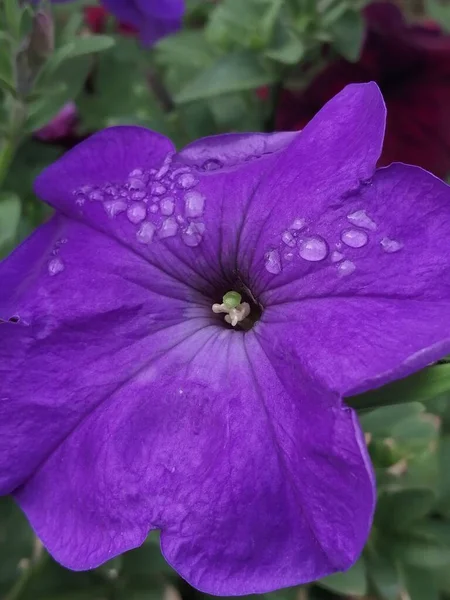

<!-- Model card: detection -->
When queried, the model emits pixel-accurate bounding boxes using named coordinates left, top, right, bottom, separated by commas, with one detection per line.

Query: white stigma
left=212, top=292, right=251, bottom=327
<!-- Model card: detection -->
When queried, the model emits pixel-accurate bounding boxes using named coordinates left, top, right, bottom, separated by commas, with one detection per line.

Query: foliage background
left=2, top=1, right=450, bottom=599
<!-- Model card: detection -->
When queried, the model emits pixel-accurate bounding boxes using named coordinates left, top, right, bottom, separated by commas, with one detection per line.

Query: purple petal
left=0, top=214, right=203, bottom=495
left=14, top=328, right=373, bottom=593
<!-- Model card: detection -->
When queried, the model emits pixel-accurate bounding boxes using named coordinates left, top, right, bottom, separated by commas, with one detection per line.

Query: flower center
left=212, top=291, right=250, bottom=328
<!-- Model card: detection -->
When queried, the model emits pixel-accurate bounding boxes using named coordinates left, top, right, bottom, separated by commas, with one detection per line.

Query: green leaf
left=392, top=522, right=450, bottom=568
left=365, top=546, right=401, bottom=600
left=375, top=489, right=436, bottom=531
left=175, top=52, right=278, bottom=103
left=329, top=10, right=365, bottom=62
left=402, top=566, right=439, bottom=600
left=0, top=191, right=20, bottom=252
left=318, top=557, right=367, bottom=596
left=206, top=0, right=282, bottom=50
left=426, top=0, right=450, bottom=33
left=3, top=0, right=22, bottom=39
left=63, top=35, right=116, bottom=58
left=266, top=28, right=305, bottom=64
left=348, top=365, right=450, bottom=410
left=360, top=403, right=424, bottom=438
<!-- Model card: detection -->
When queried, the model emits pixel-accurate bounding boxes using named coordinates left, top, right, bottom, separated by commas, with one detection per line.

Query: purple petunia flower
left=52, top=0, right=184, bottom=45
left=1, top=83, right=450, bottom=595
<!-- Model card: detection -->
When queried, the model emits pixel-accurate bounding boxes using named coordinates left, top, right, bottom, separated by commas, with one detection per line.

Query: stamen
left=212, top=291, right=251, bottom=327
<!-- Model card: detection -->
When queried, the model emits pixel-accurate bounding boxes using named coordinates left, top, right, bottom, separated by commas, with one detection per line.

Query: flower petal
left=33, top=127, right=294, bottom=296
left=256, top=164, right=450, bottom=395
left=0, top=214, right=206, bottom=494
left=15, top=329, right=373, bottom=594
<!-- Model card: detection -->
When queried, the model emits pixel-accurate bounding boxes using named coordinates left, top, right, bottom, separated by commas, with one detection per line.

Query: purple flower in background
left=53, top=0, right=184, bottom=45
left=35, top=102, right=78, bottom=142
left=2, top=83, right=450, bottom=594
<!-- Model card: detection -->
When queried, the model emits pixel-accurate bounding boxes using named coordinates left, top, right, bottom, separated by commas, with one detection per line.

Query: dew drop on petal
left=48, top=257, right=64, bottom=276
left=341, top=228, right=368, bottom=248
left=104, top=200, right=127, bottom=218
left=202, top=159, right=222, bottom=171
left=155, top=163, right=170, bottom=180
left=128, top=178, right=146, bottom=191
left=184, top=191, right=205, bottom=218
left=160, top=197, right=175, bottom=216
left=129, top=168, right=143, bottom=178
left=127, top=203, right=147, bottom=224
left=149, top=204, right=159, bottom=214
left=159, top=217, right=178, bottom=239
left=347, top=209, right=377, bottom=231
left=151, top=182, right=167, bottom=196
left=264, top=249, right=282, bottom=274
left=131, top=190, right=146, bottom=201
left=89, top=190, right=104, bottom=202
left=182, top=222, right=204, bottom=247
left=291, top=218, right=306, bottom=231
left=177, top=173, right=198, bottom=190
left=79, top=185, right=92, bottom=194
left=331, top=251, right=344, bottom=263
left=136, top=222, right=156, bottom=244
left=338, top=259, right=356, bottom=276
left=284, top=251, right=294, bottom=261
left=298, top=236, right=328, bottom=262
left=75, top=195, right=85, bottom=206
left=381, top=237, right=403, bottom=253
left=281, top=231, right=296, bottom=247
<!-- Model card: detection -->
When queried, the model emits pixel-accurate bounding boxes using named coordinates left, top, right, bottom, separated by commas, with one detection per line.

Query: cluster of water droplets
left=264, top=208, right=403, bottom=277
left=71, top=153, right=210, bottom=252
left=47, top=237, right=68, bottom=276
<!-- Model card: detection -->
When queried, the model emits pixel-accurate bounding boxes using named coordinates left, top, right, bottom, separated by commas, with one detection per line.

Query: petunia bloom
left=52, top=0, right=184, bottom=45
left=35, top=102, right=78, bottom=142
left=276, top=2, right=450, bottom=179
left=2, top=83, right=450, bottom=595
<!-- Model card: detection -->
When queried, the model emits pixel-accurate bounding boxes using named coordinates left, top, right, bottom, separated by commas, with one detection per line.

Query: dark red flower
left=276, top=2, right=450, bottom=178
left=84, top=6, right=137, bottom=37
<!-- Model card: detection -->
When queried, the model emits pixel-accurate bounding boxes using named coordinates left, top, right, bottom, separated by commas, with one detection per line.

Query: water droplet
left=128, top=178, right=145, bottom=191
left=184, top=191, right=205, bottom=218
left=75, top=195, right=85, bottom=206
left=176, top=215, right=185, bottom=224
left=331, top=251, right=344, bottom=263
left=104, top=200, right=127, bottom=218
left=264, top=249, right=282, bottom=274
left=281, top=231, right=296, bottom=247
left=151, top=182, right=166, bottom=196
left=79, top=185, right=92, bottom=194
left=336, top=241, right=343, bottom=250
left=155, top=163, right=170, bottom=180
left=149, top=204, right=158, bottom=214
left=159, top=217, right=178, bottom=239
left=284, top=251, right=294, bottom=261
left=291, top=218, right=306, bottom=231
left=298, top=236, right=328, bottom=262
left=171, top=166, right=190, bottom=179
left=48, top=257, right=64, bottom=276
left=182, top=222, right=204, bottom=247
left=381, top=237, right=403, bottom=253
left=131, top=190, right=146, bottom=201
left=338, top=259, right=356, bottom=276
left=59, top=238, right=68, bottom=244
left=89, top=190, right=104, bottom=202
left=202, top=159, right=222, bottom=171
left=341, top=228, right=368, bottom=248
left=104, top=184, right=118, bottom=195
left=177, top=173, right=198, bottom=190
left=136, top=222, right=156, bottom=245
left=129, top=168, right=143, bottom=178
left=127, top=203, right=146, bottom=224
left=160, top=197, right=174, bottom=216
left=347, top=209, right=377, bottom=231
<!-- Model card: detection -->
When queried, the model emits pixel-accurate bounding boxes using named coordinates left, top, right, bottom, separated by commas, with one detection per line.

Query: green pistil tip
left=223, top=291, right=242, bottom=309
